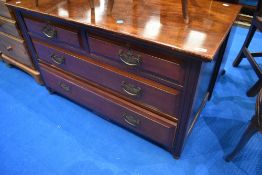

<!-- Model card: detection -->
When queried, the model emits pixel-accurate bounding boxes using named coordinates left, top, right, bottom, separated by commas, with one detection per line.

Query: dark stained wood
left=40, top=62, right=177, bottom=149
left=0, top=16, right=21, bottom=38
left=89, top=37, right=186, bottom=85
left=24, top=17, right=82, bottom=49
left=33, top=39, right=182, bottom=117
left=6, top=0, right=241, bottom=158
left=233, top=3, right=262, bottom=97
left=0, top=50, right=2, bottom=61
left=208, top=32, right=230, bottom=100
left=0, top=31, right=33, bottom=68
left=182, top=0, right=189, bottom=23
left=6, top=0, right=241, bottom=61
left=225, top=116, right=259, bottom=161
left=225, top=90, right=262, bottom=161
left=106, top=0, right=114, bottom=15
left=172, top=59, right=203, bottom=158
left=89, top=0, right=94, bottom=9
left=90, top=0, right=187, bottom=20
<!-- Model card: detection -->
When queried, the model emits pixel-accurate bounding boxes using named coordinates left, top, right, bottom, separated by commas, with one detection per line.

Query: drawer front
left=34, top=41, right=181, bottom=117
left=24, top=17, right=81, bottom=49
left=0, top=32, right=33, bottom=67
left=0, top=1, right=12, bottom=19
left=89, top=37, right=186, bottom=86
left=0, top=16, right=21, bottom=38
left=40, top=63, right=177, bottom=148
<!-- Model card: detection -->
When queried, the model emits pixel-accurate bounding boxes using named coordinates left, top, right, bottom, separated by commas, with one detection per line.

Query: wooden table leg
left=247, top=79, right=262, bottom=97
left=89, top=0, right=94, bottom=9
left=225, top=116, right=259, bottom=161
left=182, top=0, right=189, bottom=23
left=208, top=32, right=230, bottom=100
left=107, top=0, right=114, bottom=15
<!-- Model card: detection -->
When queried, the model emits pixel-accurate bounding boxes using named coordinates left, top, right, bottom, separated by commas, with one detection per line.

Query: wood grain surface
left=40, top=62, right=177, bottom=150
left=33, top=39, right=182, bottom=117
left=0, top=31, right=33, bottom=67
left=0, top=16, right=21, bottom=38
left=6, top=0, right=241, bottom=61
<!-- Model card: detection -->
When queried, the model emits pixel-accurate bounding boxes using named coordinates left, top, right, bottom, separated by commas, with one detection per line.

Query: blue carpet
left=238, top=0, right=258, bottom=6
left=0, top=26, right=261, bottom=175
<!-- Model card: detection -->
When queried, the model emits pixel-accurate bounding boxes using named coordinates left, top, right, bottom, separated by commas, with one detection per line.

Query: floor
left=239, top=0, right=258, bottom=6
left=0, top=26, right=261, bottom=175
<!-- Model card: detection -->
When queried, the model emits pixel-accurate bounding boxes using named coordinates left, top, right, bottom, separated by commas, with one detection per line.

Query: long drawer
left=0, top=31, right=33, bottom=68
left=88, top=37, right=186, bottom=86
left=0, top=16, right=21, bottom=38
left=24, top=17, right=82, bottom=49
left=0, top=1, right=12, bottom=19
left=34, top=40, right=181, bottom=117
left=40, top=63, right=177, bottom=149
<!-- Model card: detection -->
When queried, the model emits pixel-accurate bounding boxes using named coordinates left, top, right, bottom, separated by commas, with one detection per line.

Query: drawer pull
left=123, top=114, right=140, bottom=127
left=121, top=81, right=142, bottom=97
left=119, top=50, right=141, bottom=67
left=42, top=25, right=57, bottom=39
left=6, top=46, right=12, bottom=51
left=59, top=82, right=70, bottom=92
left=51, top=54, right=65, bottom=65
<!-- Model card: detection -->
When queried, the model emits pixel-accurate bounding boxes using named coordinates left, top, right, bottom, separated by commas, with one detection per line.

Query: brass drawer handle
left=42, top=24, right=57, bottom=39
left=59, top=82, right=70, bottom=92
left=51, top=54, right=65, bottom=65
left=119, top=49, right=141, bottom=67
left=123, top=114, right=140, bottom=127
left=121, top=81, right=142, bottom=97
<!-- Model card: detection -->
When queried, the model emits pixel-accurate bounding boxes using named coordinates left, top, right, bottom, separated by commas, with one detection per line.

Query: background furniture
left=6, top=0, right=241, bottom=158
left=1, top=25, right=261, bottom=174
left=0, top=0, right=42, bottom=84
left=233, top=0, right=262, bottom=97
left=225, top=89, right=262, bottom=161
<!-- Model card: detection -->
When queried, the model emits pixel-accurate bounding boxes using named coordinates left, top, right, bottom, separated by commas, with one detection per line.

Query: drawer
left=89, top=37, right=186, bottom=86
left=24, top=17, right=82, bottom=49
left=0, top=16, right=21, bottom=38
left=0, top=1, right=12, bottom=19
left=40, top=63, right=177, bottom=149
left=0, top=31, right=33, bottom=68
left=34, top=40, right=181, bottom=117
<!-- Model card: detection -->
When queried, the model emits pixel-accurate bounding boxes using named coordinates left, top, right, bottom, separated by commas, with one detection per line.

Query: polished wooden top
left=6, top=0, right=241, bottom=61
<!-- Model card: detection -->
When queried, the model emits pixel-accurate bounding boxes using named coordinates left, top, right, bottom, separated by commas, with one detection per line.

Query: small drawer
left=24, top=17, right=81, bottom=49
left=40, top=63, right=177, bottom=149
left=0, top=31, right=33, bottom=68
left=0, top=1, right=12, bottom=19
left=34, top=40, right=181, bottom=117
left=0, top=16, right=21, bottom=38
left=89, top=37, right=186, bottom=86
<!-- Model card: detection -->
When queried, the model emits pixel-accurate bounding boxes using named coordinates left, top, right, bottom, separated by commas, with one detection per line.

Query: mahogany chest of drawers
left=0, top=0, right=41, bottom=84
left=6, top=0, right=241, bottom=158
